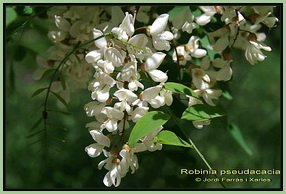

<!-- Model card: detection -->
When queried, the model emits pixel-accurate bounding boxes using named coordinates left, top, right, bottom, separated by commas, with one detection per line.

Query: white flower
left=193, top=120, right=211, bottom=129
left=185, top=36, right=207, bottom=58
left=99, top=151, right=129, bottom=187
left=192, top=68, right=211, bottom=90
left=195, top=6, right=217, bottom=26
left=127, top=34, right=151, bottom=59
left=143, top=52, right=168, bottom=83
left=114, top=89, right=138, bottom=113
left=172, top=46, right=191, bottom=65
left=92, top=29, right=108, bottom=49
left=245, top=40, right=271, bottom=65
left=172, top=9, right=196, bottom=34
left=130, top=106, right=149, bottom=122
left=84, top=101, right=106, bottom=119
left=100, top=156, right=124, bottom=187
left=88, top=68, right=116, bottom=102
left=136, top=85, right=173, bottom=109
left=149, top=14, right=174, bottom=51
left=211, top=58, right=232, bottom=81
left=85, top=130, right=110, bottom=158
left=195, top=88, right=222, bottom=106
left=118, top=56, right=144, bottom=91
left=141, top=126, right=163, bottom=151
left=55, top=15, right=71, bottom=31
left=111, top=12, right=134, bottom=41
left=187, top=95, right=203, bottom=107
left=85, top=29, right=109, bottom=67
left=101, top=107, right=124, bottom=132
left=120, top=145, right=139, bottom=174
left=96, top=47, right=125, bottom=73
left=48, top=30, right=67, bottom=42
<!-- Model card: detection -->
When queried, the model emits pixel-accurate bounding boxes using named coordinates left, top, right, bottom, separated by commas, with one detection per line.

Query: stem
left=187, top=137, right=227, bottom=188
left=43, top=32, right=112, bottom=112
left=165, top=106, right=227, bottom=188
left=135, top=26, right=147, bottom=31
left=132, top=6, right=140, bottom=25
left=167, top=22, right=181, bottom=81
left=41, top=32, right=112, bottom=158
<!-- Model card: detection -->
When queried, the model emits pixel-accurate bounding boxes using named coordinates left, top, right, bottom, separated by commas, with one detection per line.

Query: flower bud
left=112, top=158, right=121, bottom=164
left=247, top=33, right=257, bottom=41
left=122, top=144, right=131, bottom=152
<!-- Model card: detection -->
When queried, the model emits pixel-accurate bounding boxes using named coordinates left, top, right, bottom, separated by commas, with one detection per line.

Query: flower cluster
left=35, top=5, right=278, bottom=187
left=169, top=6, right=277, bottom=128
left=84, top=11, right=174, bottom=187
left=34, top=6, right=135, bottom=103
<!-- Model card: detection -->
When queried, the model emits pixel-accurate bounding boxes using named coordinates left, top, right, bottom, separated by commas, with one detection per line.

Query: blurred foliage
left=5, top=5, right=281, bottom=189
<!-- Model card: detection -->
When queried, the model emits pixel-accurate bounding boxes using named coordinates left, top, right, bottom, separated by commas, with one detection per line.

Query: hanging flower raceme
left=33, top=5, right=278, bottom=188
left=148, top=14, right=174, bottom=51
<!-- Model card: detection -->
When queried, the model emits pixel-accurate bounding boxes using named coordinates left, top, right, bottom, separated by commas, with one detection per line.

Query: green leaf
left=6, top=17, right=29, bottom=41
left=50, top=91, right=68, bottom=108
left=23, top=6, right=33, bottom=15
left=182, top=104, right=226, bottom=121
left=47, top=109, right=71, bottom=115
left=222, top=91, right=233, bottom=100
left=6, top=7, right=17, bottom=26
left=28, top=138, right=44, bottom=146
left=26, top=129, right=44, bottom=138
left=228, top=123, right=253, bottom=156
left=40, top=69, right=55, bottom=80
left=189, top=6, right=202, bottom=17
left=29, top=117, right=43, bottom=131
left=31, top=87, right=48, bottom=98
left=168, top=6, right=189, bottom=21
left=164, top=82, right=199, bottom=98
left=60, top=74, right=66, bottom=90
left=128, top=111, right=170, bottom=148
left=156, top=130, right=192, bottom=148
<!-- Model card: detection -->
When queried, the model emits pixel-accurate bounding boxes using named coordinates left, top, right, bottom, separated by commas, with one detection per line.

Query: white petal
left=192, top=49, right=207, bottom=58
left=142, top=85, right=162, bottom=100
left=104, top=119, right=118, bottom=132
left=131, top=106, right=149, bottom=122
left=114, top=89, right=137, bottom=104
left=152, top=35, right=171, bottom=51
left=164, top=91, right=173, bottom=106
left=90, top=130, right=110, bottom=147
left=216, top=66, right=233, bottom=81
left=120, top=12, right=134, bottom=37
left=85, top=143, right=103, bottom=158
left=149, top=95, right=165, bottom=108
left=148, top=69, right=168, bottom=83
left=96, top=86, right=110, bottom=102
left=150, top=14, right=169, bottom=35
left=195, top=14, right=211, bottom=26
left=85, top=50, right=102, bottom=63
left=160, top=31, right=174, bottom=41
left=105, top=47, right=124, bottom=67
left=103, top=171, right=113, bottom=187
left=128, top=34, right=148, bottom=48
left=145, top=52, right=166, bottom=71
left=55, top=15, right=70, bottom=31
left=213, top=34, right=229, bottom=52
left=93, top=29, right=107, bottom=49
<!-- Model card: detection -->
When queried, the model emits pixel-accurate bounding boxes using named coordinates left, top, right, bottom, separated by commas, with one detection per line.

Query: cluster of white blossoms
left=34, top=6, right=136, bottom=103
left=169, top=6, right=278, bottom=128
left=34, top=6, right=278, bottom=187
left=84, top=10, right=174, bottom=187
